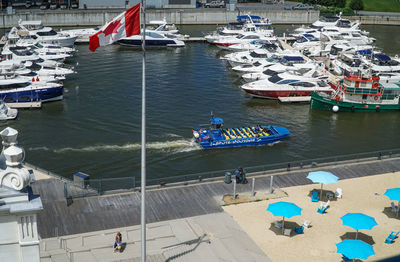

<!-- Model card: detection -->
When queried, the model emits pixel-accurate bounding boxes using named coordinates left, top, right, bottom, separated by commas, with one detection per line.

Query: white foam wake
left=29, top=139, right=201, bottom=154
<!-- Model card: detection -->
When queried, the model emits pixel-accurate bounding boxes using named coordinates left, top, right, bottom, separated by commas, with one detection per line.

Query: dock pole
left=251, top=177, right=255, bottom=196
left=141, top=1, right=147, bottom=261
left=233, top=180, right=237, bottom=199
left=269, top=175, right=274, bottom=194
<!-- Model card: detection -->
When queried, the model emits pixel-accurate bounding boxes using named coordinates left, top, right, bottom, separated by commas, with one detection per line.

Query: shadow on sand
left=340, top=232, right=375, bottom=245
left=268, top=221, right=303, bottom=237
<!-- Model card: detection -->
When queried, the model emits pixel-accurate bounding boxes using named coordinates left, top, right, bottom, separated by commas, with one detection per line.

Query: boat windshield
left=262, top=69, right=278, bottom=76
left=250, top=51, right=267, bottom=58
left=268, top=74, right=282, bottom=83
left=278, top=79, right=298, bottom=85
left=317, top=81, right=329, bottom=87
left=37, top=30, right=58, bottom=36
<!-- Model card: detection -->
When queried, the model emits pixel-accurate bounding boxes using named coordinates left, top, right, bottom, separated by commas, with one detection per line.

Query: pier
left=31, top=150, right=400, bottom=239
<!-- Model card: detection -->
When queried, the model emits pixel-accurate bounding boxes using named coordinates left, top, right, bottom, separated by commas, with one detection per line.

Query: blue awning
left=211, top=117, right=224, bottom=125
left=374, top=54, right=391, bottom=62
left=237, top=15, right=262, bottom=20
left=303, top=34, right=316, bottom=38
left=357, top=49, right=372, bottom=55
left=283, top=56, right=304, bottom=61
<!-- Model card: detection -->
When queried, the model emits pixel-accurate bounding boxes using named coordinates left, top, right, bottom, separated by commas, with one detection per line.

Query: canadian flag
left=89, top=3, right=141, bottom=52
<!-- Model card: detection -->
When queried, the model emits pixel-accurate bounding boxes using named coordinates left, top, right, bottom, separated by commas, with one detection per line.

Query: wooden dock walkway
left=31, top=156, right=400, bottom=239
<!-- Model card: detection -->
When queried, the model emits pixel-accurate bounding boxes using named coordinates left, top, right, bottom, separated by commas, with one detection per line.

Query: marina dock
left=73, top=36, right=296, bottom=45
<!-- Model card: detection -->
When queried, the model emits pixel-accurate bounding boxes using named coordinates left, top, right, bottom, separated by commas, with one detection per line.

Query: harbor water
left=4, top=24, right=400, bottom=180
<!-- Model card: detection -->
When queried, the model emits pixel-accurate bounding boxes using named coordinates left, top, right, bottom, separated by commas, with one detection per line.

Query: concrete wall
left=79, top=0, right=195, bottom=9
left=344, top=15, right=400, bottom=25
left=0, top=9, right=319, bottom=28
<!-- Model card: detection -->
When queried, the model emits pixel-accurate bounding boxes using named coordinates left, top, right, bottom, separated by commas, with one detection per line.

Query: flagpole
left=140, top=0, right=147, bottom=261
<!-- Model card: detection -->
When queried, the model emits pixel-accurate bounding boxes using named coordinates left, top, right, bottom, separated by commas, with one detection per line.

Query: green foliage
left=319, top=6, right=355, bottom=15
left=349, top=0, right=364, bottom=10
left=363, top=0, right=400, bottom=12
left=302, top=0, right=346, bottom=7
left=335, top=0, right=346, bottom=8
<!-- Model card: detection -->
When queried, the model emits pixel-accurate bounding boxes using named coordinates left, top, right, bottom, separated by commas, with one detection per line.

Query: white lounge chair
left=303, top=220, right=312, bottom=228
left=335, top=188, right=342, bottom=199
left=283, top=228, right=292, bottom=236
left=391, top=202, right=399, bottom=213
left=321, top=200, right=330, bottom=209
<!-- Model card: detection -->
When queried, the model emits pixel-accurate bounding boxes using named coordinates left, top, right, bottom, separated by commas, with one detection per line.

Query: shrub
left=319, top=6, right=355, bottom=15
left=349, top=0, right=364, bottom=11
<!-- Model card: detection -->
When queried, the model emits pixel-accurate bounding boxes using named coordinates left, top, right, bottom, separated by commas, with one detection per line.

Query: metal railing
left=38, top=148, right=400, bottom=202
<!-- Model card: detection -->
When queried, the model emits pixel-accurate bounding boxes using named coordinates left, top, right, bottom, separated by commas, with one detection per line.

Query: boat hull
left=0, top=86, right=64, bottom=104
left=118, top=39, right=184, bottom=47
left=194, top=125, right=290, bottom=149
left=243, top=89, right=331, bottom=100
left=310, top=92, right=400, bottom=112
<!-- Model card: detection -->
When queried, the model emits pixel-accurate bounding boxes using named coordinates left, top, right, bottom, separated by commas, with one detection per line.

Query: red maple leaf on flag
left=103, top=20, right=122, bottom=37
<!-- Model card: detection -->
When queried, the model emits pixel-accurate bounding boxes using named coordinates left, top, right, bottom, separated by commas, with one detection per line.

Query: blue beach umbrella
left=340, top=213, right=378, bottom=239
left=336, top=239, right=375, bottom=260
left=266, top=201, right=302, bottom=233
left=307, top=171, right=339, bottom=197
left=384, top=188, right=400, bottom=217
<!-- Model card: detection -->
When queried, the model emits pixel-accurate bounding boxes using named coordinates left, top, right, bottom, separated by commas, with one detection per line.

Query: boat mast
left=141, top=0, right=147, bottom=261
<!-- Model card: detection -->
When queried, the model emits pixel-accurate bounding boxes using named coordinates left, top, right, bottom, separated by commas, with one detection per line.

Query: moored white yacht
left=18, top=20, right=77, bottom=47
left=241, top=71, right=332, bottom=102
left=118, top=31, right=185, bottom=47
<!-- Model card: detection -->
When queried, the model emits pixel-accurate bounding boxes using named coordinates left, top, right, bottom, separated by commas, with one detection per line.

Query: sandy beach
left=223, top=171, right=400, bottom=262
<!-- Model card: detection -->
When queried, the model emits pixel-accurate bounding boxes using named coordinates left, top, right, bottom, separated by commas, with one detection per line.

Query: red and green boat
left=310, top=74, right=400, bottom=112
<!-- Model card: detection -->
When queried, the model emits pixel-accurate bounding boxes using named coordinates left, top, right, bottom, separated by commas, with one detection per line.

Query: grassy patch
left=363, top=0, right=400, bottom=12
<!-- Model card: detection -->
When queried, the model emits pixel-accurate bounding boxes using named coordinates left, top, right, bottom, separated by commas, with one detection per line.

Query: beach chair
left=317, top=200, right=330, bottom=214
left=294, top=226, right=304, bottom=234
left=385, top=237, right=394, bottom=244
left=311, top=190, right=319, bottom=202
left=283, top=228, right=292, bottom=236
left=303, top=220, right=312, bottom=228
left=335, top=188, right=342, bottom=199
left=388, top=231, right=400, bottom=240
left=385, top=231, right=400, bottom=243
left=391, top=202, right=399, bottom=213
left=274, top=220, right=283, bottom=229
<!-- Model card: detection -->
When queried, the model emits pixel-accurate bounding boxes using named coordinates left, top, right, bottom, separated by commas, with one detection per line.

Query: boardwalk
left=32, top=156, right=400, bottom=238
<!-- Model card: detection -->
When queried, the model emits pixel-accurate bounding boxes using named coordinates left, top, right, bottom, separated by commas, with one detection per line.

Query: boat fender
left=374, top=96, right=378, bottom=101
left=332, top=105, right=339, bottom=112
left=32, top=77, right=35, bottom=82
left=36, top=77, right=39, bottom=81
left=376, top=106, right=380, bottom=112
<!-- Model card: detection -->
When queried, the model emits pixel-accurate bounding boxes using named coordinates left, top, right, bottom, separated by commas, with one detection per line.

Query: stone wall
left=0, top=9, right=320, bottom=28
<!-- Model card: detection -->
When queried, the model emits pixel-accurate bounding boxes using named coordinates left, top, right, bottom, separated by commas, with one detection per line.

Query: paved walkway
left=32, top=156, right=400, bottom=238
left=40, top=212, right=271, bottom=262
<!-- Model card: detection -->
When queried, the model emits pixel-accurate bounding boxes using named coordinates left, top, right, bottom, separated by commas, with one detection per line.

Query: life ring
left=373, top=83, right=379, bottom=88
left=335, top=96, right=340, bottom=101
left=374, top=96, right=379, bottom=101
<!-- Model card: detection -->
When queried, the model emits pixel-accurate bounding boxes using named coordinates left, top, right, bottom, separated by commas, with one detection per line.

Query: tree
left=349, top=0, right=364, bottom=11
left=334, top=0, right=346, bottom=8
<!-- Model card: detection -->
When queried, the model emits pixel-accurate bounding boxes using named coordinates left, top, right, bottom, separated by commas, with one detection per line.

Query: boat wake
left=29, top=139, right=201, bottom=154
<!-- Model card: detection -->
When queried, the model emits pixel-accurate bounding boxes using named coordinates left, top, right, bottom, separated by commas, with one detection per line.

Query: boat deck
left=220, top=126, right=271, bottom=140
left=31, top=155, right=400, bottom=238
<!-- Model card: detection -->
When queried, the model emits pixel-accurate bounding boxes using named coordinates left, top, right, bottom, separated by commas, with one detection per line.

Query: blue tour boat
left=192, top=116, right=290, bottom=149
